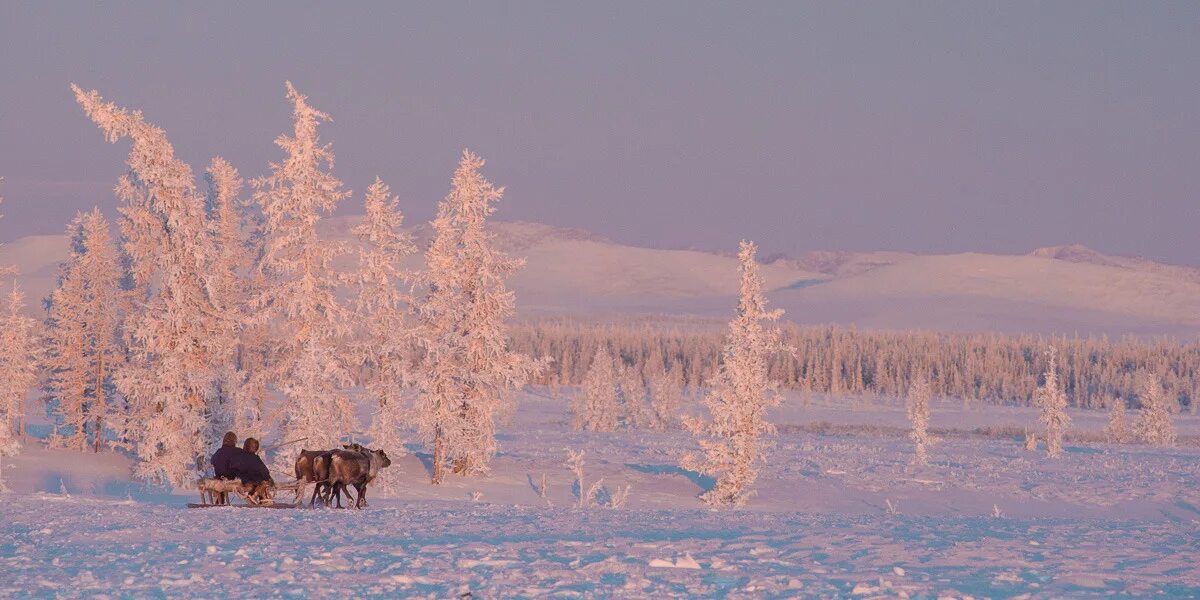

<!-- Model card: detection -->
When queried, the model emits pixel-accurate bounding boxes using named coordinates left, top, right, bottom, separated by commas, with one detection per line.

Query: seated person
left=209, top=431, right=241, bottom=504
left=229, top=437, right=274, bottom=503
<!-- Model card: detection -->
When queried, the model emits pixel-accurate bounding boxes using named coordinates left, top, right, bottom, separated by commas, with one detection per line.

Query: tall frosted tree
left=0, top=283, right=39, bottom=484
left=353, top=178, right=417, bottom=492
left=73, top=86, right=228, bottom=486
left=251, top=82, right=354, bottom=465
left=414, top=150, right=543, bottom=483
left=43, top=209, right=123, bottom=452
left=0, top=180, right=22, bottom=492
left=573, top=348, right=620, bottom=432
left=682, top=241, right=789, bottom=506
left=204, top=157, right=262, bottom=438
left=1033, top=347, right=1070, bottom=458
left=43, top=216, right=91, bottom=449
left=1135, top=372, right=1175, bottom=446
left=906, top=375, right=932, bottom=465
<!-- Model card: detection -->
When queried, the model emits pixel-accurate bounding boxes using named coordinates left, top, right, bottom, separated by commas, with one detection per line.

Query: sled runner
left=190, top=477, right=307, bottom=508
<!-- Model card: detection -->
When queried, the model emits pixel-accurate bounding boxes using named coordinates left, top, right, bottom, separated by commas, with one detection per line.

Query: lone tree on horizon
left=682, top=240, right=790, bottom=507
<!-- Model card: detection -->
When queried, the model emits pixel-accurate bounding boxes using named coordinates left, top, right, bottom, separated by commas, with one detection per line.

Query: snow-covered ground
left=3, top=390, right=1199, bottom=597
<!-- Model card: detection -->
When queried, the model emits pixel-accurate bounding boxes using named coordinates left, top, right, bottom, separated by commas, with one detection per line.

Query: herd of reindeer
left=295, top=444, right=393, bottom=509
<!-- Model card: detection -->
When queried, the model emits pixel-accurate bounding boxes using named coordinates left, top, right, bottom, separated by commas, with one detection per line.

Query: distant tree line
left=511, top=320, right=1200, bottom=412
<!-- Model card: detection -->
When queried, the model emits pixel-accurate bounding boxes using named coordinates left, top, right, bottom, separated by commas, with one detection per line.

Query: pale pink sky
left=1, top=2, right=1197, bottom=263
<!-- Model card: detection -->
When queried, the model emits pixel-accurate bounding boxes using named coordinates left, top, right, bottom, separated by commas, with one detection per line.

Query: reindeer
left=295, top=449, right=336, bottom=507
left=296, top=444, right=375, bottom=508
left=328, top=448, right=391, bottom=509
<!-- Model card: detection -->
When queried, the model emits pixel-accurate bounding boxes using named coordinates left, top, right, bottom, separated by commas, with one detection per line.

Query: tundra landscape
left=1, top=3, right=1199, bottom=599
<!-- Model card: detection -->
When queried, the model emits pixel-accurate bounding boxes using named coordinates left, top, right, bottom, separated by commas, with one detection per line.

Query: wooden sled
left=186, top=502, right=302, bottom=509
left=193, top=477, right=308, bottom=508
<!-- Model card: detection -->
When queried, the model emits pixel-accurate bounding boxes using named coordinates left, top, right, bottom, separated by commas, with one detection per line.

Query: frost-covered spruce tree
left=73, top=86, right=227, bottom=486
left=414, top=150, right=542, bottom=483
left=0, top=181, right=22, bottom=493
left=573, top=348, right=620, bottom=432
left=620, top=365, right=647, bottom=428
left=0, top=347, right=20, bottom=491
left=43, top=216, right=91, bottom=450
left=251, top=82, right=355, bottom=466
left=648, top=365, right=683, bottom=430
left=0, top=283, right=39, bottom=442
left=204, top=158, right=259, bottom=438
left=1033, top=347, right=1070, bottom=458
left=906, top=375, right=932, bottom=465
left=1105, top=397, right=1130, bottom=444
left=353, top=178, right=416, bottom=493
left=43, top=210, right=123, bottom=452
left=681, top=241, right=789, bottom=506
left=1134, top=373, right=1175, bottom=446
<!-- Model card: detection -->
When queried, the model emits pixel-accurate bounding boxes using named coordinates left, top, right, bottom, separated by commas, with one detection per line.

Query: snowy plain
left=2, top=390, right=1199, bottom=598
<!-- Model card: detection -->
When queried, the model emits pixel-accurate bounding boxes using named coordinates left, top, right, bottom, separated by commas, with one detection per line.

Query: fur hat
left=221, top=431, right=237, bottom=447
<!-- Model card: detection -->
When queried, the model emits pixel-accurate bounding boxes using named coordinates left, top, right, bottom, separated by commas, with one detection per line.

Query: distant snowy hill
left=770, top=252, right=1200, bottom=335
left=3, top=218, right=1197, bottom=334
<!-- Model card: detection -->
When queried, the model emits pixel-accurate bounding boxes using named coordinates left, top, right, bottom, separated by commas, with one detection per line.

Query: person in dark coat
left=211, top=431, right=240, bottom=480
left=209, top=431, right=241, bottom=504
left=230, top=437, right=274, bottom=503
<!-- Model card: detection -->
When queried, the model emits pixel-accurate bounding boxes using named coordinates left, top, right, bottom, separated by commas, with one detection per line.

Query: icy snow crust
left=3, top=391, right=1199, bottom=597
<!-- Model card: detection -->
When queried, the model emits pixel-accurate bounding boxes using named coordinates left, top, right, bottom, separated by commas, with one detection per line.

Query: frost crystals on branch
left=906, top=375, right=932, bottom=465
left=413, top=150, right=544, bottom=484
left=73, top=85, right=227, bottom=487
left=251, top=82, right=355, bottom=469
left=1033, top=347, right=1070, bottom=458
left=681, top=241, right=791, bottom=507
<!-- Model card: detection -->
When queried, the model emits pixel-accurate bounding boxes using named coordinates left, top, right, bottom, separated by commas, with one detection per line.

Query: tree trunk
left=431, top=426, right=445, bottom=485
left=16, top=393, right=24, bottom=441
left=94, top=353, right=105, bottom=453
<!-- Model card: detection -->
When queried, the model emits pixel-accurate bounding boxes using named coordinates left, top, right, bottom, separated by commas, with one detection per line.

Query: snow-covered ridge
left=4, top=222, right=1198, bottom=334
